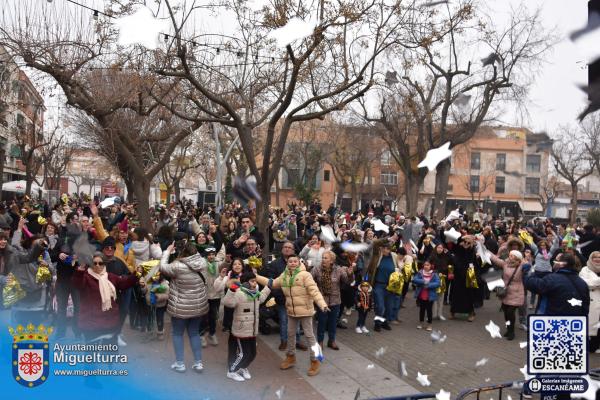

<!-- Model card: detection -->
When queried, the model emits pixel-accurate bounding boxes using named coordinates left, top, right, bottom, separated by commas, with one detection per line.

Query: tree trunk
left=571, top=183, right=578, bottom=225
left=405, top=174, right=420, bottom=217
left=350, top=183, right=358, bottom=212
left=0, top=148, right=5, bottom=202
left=433, top=159, right=451, bottom=219
left=174, top=179, right=181, bottom=202
left=255, top=189, right=271, bottom=263
left=275, top=174, right=280, bottom=207
left=336, top=183, right=346, bottom=208
left=165, top=186, right=172, bottom=205
left=133, top=180, right=152, bottom=232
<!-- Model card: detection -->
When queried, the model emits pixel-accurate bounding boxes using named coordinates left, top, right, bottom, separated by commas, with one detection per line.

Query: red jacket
left=71, top=269, right=137, bottom=331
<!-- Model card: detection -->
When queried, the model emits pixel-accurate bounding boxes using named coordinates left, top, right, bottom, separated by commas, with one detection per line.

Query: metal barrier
left=370, top=394, right=437, bottom=400
left=455, top=381, right=527, bottom=400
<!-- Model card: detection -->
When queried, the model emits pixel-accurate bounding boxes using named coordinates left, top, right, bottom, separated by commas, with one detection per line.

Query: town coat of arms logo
left=9, top=324, right=52, bottom=388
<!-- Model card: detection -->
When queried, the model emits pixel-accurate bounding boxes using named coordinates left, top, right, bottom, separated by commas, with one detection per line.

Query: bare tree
left=362, top=1, right=555, bottom=218
left=327, top=124, right=380, bottom=210
left=0, top=2, right=202, bottom=230
left=160, top=136, right=204, bottom=202
left=38, top=130, right=74, bottom=191
left=552, top=127, right=596, bottom=224
left=153, top=0, right=408, bottom=256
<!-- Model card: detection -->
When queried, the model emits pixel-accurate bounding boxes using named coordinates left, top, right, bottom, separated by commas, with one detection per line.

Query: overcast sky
left=9, top=0, right=598, bottom=136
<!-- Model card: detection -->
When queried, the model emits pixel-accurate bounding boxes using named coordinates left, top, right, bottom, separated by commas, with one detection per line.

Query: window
left=496, top=153, right=506, bottom=171
left=525, top=177, right=540, bottom=195
left=495, top=176, right=505, bottom=193
left=323, top=170, right=330, bottom=182
left=380, top=172, right=398, bottom=186
left=381, top=150, right=392, bottom=166
left=285, top=168, right=300, bottom=188
left=470, top=152, right=480, bottom=170
left=526, top=155, right=541, bottom=173
left=470, top=175, right=480, bottom=192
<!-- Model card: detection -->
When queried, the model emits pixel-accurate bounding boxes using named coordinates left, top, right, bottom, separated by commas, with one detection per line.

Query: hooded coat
left=159, top=252, right=209, bottom=318
left=489, top=253, right=525, bottom=307
left=579, top=251, right=600, bottom=335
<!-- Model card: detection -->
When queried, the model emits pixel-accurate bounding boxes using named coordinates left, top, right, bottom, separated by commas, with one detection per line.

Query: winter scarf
left=87, top=268, right=117, bottom=312
left=207, top=260, right=217, bottom=276
left=587, top=251, right=600, bottom=274
left=358, top=291, right=369, bottom=310
left=320, top=263, right=333, bottom=296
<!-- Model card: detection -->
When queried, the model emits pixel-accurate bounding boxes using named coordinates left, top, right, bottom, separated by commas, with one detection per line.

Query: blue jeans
left=390, top=294, right=403, bottom=321
left=277, top=304, right=300, bottom=343
left=316, top=304, right=340, bottom=343
left=373, top=283, right=395, bottom=322
left=171, top=316, right=202, bottom=363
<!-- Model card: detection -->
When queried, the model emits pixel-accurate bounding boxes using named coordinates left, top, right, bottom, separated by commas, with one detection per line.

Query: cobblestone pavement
left=334, top=294, right=600, bottom=397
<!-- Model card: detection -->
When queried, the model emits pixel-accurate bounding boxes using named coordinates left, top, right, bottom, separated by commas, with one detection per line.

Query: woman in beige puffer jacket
left=256, top=255, right=328, bottom=377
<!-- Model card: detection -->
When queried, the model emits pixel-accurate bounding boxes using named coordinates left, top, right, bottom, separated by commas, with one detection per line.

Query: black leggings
left=228, top=335, right=257, bottom=372
left=223, top=306, right=234, bottom=331
left=503, top=304, right=517, bottom=332
left=201, top=299, right=221, bottom=336
left=418, top=299, right=433, bottom=323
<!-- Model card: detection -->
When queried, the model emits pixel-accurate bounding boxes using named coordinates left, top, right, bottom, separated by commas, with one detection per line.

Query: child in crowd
left=412, top=260, right=440, bottom=331
left=201, top=247, right=227, bottom=346
left=216, top=258, right=245, bottom=332
left=256, top=255, right=329, bottom=377
left=355, top=281, right=373, bottom=334
left=222, top=271, right=270, bottom=382
left=141, top=272, right=169, bottom=340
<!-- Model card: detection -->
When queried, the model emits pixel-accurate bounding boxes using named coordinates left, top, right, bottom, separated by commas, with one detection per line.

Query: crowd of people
left=0, top=195, right=596, bottom=382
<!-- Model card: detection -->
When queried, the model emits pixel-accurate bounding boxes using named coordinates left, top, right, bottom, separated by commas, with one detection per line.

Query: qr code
left=528, top=316, right=587, bottom=375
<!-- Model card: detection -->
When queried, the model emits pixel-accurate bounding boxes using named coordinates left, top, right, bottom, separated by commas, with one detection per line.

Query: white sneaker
left=227, top=371, right=245, bottom=382
left=171, top=362, right=186, bottom=373
left=209, top=334, right=219, bottom=346
left=192, top=361, right=204, bottom=372
left=118, top=334, right=127, bottom=347
left=361, top=326, right=370, bottom=334
left=239, top=368, right=251, bottom=379
left=355, top=327, right=363, bottom=334
left=345, top=309, right=352, bottom=316
left=201, top=335, right=208, bottom=348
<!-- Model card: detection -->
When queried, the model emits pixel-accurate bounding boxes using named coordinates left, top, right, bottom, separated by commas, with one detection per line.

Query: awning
left=519, top=200, right=543, bottom=212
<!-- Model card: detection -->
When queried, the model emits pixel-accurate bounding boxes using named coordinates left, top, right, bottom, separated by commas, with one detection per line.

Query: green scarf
left=282, top=267, right=301, bottom=288
left=241, top=286, right=261, bottom=301
left=207, top=261, right=217, bottom=276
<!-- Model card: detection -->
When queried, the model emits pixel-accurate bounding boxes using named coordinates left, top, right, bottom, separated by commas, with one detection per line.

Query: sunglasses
left=93, top=261, right=105, bottom=266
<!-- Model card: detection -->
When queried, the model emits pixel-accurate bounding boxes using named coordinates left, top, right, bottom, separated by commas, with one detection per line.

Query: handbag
left=495, top=264, right=520, bottom=300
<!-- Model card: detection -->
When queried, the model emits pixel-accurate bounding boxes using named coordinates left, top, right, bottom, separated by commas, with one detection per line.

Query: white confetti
left=416, top=371, right=431, bottom=386
left=431, top=330, right=447, bottom=343
left=567, top=297, right=583, bottom=307
left=276, top=386, right=285, bottom=399
left=399, top=361, right=408, bottom=376
left=439, top=362, right=448, bottom=366
left=320, top=226, right=337, bottom=244
left=519, top=342, right=527, bottom=349
left=593, top=321, right=600, bottom=329
left=439, top=315, right=446, bottom=321
left=475, top=358, right=489, bottom=367
left=435, top=389, right=451, bottom=400
left=485, top=320, right=502, bottom=339
left=114, top=6, right=169, bottom=50
left=366, top=364, right=375, bottom=370
left=372, top=218, right=390, bottom=233
left=487, top=278, right=505, bottom=291
left=418, top=141, right=452, bottom=172
left=507, top=396, right=513, bottom=400
left=485, top=378, right=491, bottom=382
left=341, top=242, right=370, bottom=253
left=311, top=343, right=323, bottom=362
left=505, top=321, right=511, bottom=326
left=375, top=347, right=387, bottom=358
left=268, top=17, right=317, bottom=47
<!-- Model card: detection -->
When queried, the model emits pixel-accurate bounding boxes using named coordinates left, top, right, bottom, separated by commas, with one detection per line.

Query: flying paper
left=444, top=227, right=461, bottom=243
left=73, top=233, right=97, bottom=267
left=100, top=197, right=117, bottom=209
left=375, top=347, right=387, bottom=358
left=519, top=342, right=527, bottom=349
left=481, top=52, right=501, bottom=66
left=476, top=241, right=491, bottom=265
left=268, top=17, right=317, bottom=47
left=435, top=389, right=451, bottom=400
left=431, top=330, right=447, bottom=343
left=455, top=93, right=472, bottom=107
left=485, top=320, right=502, bottom=339
left=416, top=371, right=431, bottom=386
left=114, top=6, right=169, bottom=50
left=341, top=242, right=370, bottom=253
left=320, top=225, right=337, bottom=244
left=372, top=218, right=389, bottom=233
left=570, top=11, right=600, bottom=41
left=366, top=364, right=375, bottom=370
left=567, top=298, right=583, bottom=307
left=475, top=358, right=489, bottom=367
left=398, top=360, right=408, bottom=376
left=311, top=343, right=324, bottom=362
left=275, top=386, right=285, bottom=399
left=418, top=142, right=452, bottom=172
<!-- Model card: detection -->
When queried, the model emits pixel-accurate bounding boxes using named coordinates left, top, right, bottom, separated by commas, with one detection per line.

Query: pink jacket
left=489, top=254, right=525, bottom=307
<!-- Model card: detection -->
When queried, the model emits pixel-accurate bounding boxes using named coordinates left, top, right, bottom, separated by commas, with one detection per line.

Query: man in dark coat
left=525, top=253, right=590, bottom=316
